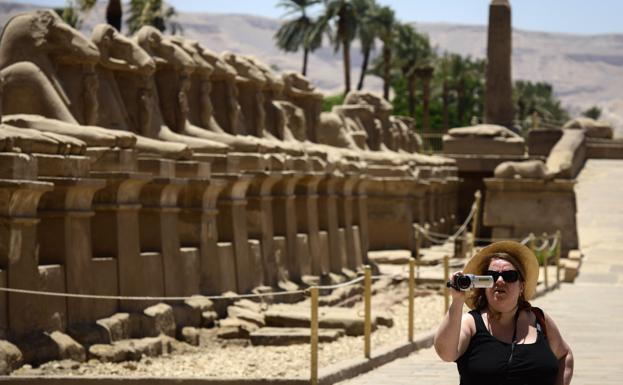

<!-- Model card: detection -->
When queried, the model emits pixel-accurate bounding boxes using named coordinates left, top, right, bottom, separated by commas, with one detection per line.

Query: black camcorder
left=446, top=274, right=494, bottom=291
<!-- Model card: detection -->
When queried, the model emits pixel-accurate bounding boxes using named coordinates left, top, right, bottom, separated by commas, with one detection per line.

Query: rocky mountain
left=1, top=2, right=622, bottom=134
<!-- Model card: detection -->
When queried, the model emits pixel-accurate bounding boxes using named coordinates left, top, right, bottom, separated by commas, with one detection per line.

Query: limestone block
left=201, top=311, right=218, bottom=328
left=561, top=259, right=581, bottom=283
left=528, top=128, right=563, bottom=157
left=296, top=233, right=311, bottom=277
left=568, top=249, right=584, bottom=261
left=494, top=160, right=551, bottom=179
left=15, top=332, right=59, bottom=367
left=215, top=243, right=238, bottom=294
left=250, top=327, right=344, bottom=346
left=264, top=307, right=377, bottom=336
left=141, top=303, right=176, bottom=338
left=178, top=247, right=200, bottom=296
left=227, top=305, right=265, bottom=327
left=318, top=231, right=331, bottom=275
left=443, top=135, right=525, bottom=156
left=375, top=312, right=394, bottom=327
left=178, top=327, right=200, bottom=346
left=49, top=331, right=85, bottom=362
left=564, top=117, right=614, bottom=139
left=132, top=337, right=165, bottom=357
left=0, top=340, right=23, bottom=375
left=217, top=318, right=260, bottom=339
left=0, top=153, right=37, bottom=180
left=89, top=343, right=140, bottom=363
left=67, top=323, right=111, bottom=347
left=96, top=313, right=131, bottom=342
left=247, top=239, right=264, bottom=288
left=233, top=299, right=263, bottom=314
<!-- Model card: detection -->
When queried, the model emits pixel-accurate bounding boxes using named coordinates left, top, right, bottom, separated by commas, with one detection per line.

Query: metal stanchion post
left=408, top=258, right=415, bottom=342
left=364, top=265, right=372, bottom=359
left=443, top=255, right=450, bottom=313
left=543, top=233, right=549, bottom=290
left=310, top=287, right=319, bottom=385
left=555, top=230, right=562, bottom=285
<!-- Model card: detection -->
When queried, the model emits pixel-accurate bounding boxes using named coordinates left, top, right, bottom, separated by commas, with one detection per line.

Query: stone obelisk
left=485, top=0, right=513, bottom=127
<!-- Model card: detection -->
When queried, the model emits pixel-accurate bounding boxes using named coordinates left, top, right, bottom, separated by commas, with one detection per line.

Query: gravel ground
left=12, top=283, right=445, bottom=379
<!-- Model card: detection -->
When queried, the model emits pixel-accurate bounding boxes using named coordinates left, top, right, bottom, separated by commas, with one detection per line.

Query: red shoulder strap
left=531, top=306, right=548, bottom=337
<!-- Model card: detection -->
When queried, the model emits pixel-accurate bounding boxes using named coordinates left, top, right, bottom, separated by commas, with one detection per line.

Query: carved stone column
left=247, top=172, right=282, bottom=287
left=0, top=154, right=54, bottom=339
left=38, top=177, right=111, bottom=325
left=138, top=159, right=190, bottom=297
left=177, top=162, right=228, bottom=296
left=216, top=174, right=253, bottom=293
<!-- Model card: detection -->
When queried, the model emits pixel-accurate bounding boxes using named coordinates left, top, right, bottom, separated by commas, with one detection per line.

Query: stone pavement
left=340, top=159, right=623, bottom=385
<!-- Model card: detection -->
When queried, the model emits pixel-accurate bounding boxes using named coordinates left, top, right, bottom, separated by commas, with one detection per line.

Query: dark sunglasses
left=485, top=270, right=521, bottom=283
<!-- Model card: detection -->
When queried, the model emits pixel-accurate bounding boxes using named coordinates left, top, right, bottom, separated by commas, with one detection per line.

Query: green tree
left=353, top=0, right=378, bottom=90
left=274, top=0, right=323, bottom=76
left=582, top=106, right=602, bottom=120
left=374, top=6, right=396, bottom=100
left=514, top=80, right=569, bottom=128
left=315, top=0, right=358, bottom=94
left=127, top=0, right=182, bottom=35
left=55, top=0, right=96, bottom=29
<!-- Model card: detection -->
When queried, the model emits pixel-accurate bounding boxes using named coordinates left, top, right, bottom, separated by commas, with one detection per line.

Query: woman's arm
left=434, top=275, right=473, bottom=362
left=544, top=312, right=574, bottom=385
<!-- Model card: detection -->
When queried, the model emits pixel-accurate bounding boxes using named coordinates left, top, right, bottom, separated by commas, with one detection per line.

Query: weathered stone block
left=264, top=307, right=377, bottom=336
left=141, top=303, right=176, bottom=337
left=0, top=340, right=23, bottom=375
left=562, top=259, right=581, bottom=283
left=178, top=327, right=200, bottom=346
left=179, top=247, right=200, bottom=296
left=250, top=327, right=344, bottom=346
left=97, top=313, right=131, bottom=342
left=227, top=305, right=265, bottom=327
left=89, top=342, right=140, bottom=363
left=215, top=243, right=238, bottom=294
left=217, top=318, right=260, bottom=339
left=296, top=234, right=311, bottom=277
left=67, top=322, right=111, bottom=347
left=201, top=311, right=218, bottom=328
left=49, top=331, right=85, bottom=362
left=247, top=239, right=264, bottom=288
left=15, top=332, right=59, bottom=367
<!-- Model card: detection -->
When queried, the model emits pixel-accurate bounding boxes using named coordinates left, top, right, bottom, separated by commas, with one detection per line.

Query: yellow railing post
left=310, top=287, right=319, bottom=385
left=408, top=258, right=415, bottom=342
left=415, top=226, right=422, bottom=280
left=364, top=265, right=372, bottom=359
left=555, top=230, right=562, bottom=285
left=470, top=190, right=482, bottom=256
left=542, top=233, right=549, bottom=290
left=443, top=255, right=450, bottom=313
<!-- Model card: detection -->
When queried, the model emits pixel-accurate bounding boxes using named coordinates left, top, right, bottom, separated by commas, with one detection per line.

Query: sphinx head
left=25, top=10, right=100, bottom=63
left=134, top=26, right=193, bottom=71
left=92, top=23, right=155, bottom=75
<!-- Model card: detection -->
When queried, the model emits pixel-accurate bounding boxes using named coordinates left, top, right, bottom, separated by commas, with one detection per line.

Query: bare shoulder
left=460, top=311, right=476, bottom=336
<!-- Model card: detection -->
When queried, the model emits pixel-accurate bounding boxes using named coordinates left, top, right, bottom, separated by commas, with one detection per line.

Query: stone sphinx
left=494, top=159, right=553, bottom=180
left=0, top=11, right=137, bottom=150
left=90, top=24, right=193, bottom=159
left=443, top=123, right=525, bottom=155
left=166, top=37, right=284, bottom=153
left=111, top=25, right=229, bottom=153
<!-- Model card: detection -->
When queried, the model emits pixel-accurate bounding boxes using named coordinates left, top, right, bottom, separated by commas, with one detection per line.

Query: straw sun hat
left=463, top=241, right=539, bottom=309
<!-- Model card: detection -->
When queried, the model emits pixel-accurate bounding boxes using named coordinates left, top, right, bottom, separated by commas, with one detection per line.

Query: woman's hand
left=448, top=271, right=468, bottom=304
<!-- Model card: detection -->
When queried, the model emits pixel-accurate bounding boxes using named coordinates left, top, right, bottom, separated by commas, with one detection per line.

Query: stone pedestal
left=273, top=173, right=305, bottom=283
left=247, top=173, right=282, bottom=287
left=138, top=159, right=191, bottom=297
left=318, top=175, right=343, bottom=274
left=0, top=154, right=57, bottom=339
left=216, top=174, right=253, bottom=293
left=295, top=174, right=325, bottom=275
left=176, top=162, right=229, bottom=296
left=484, top=178, right=578, bottom=256
left=367, top=177, right=417, bottom=254
left=38, top=177, right=113, bottom=326
left=91, top=171, right=155, bottom=312
left=337, top=175, right=360, bottom=271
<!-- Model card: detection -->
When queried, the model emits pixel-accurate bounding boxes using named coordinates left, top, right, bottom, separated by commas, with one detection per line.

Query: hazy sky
left=12, top=0, right=623, bottom=35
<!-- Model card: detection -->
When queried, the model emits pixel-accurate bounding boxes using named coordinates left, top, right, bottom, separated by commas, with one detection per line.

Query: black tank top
left=456, top=310, right=559, bottom=385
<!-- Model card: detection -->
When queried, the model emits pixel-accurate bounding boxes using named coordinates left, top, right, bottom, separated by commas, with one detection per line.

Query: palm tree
left=374, top=6, right=395, bottom=100
left=106, top=0, right=122, bottom=32
left=127, top=0, right=182, bottom=35
left=55, top=0, right=96, bottom=29
left=353, top=0, right=377, bottom=90
left=393, top=24, right=432, bottom=118
left=315, top=0, right=358, bottom=94
left=275, top=0, right=323, bottom=76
